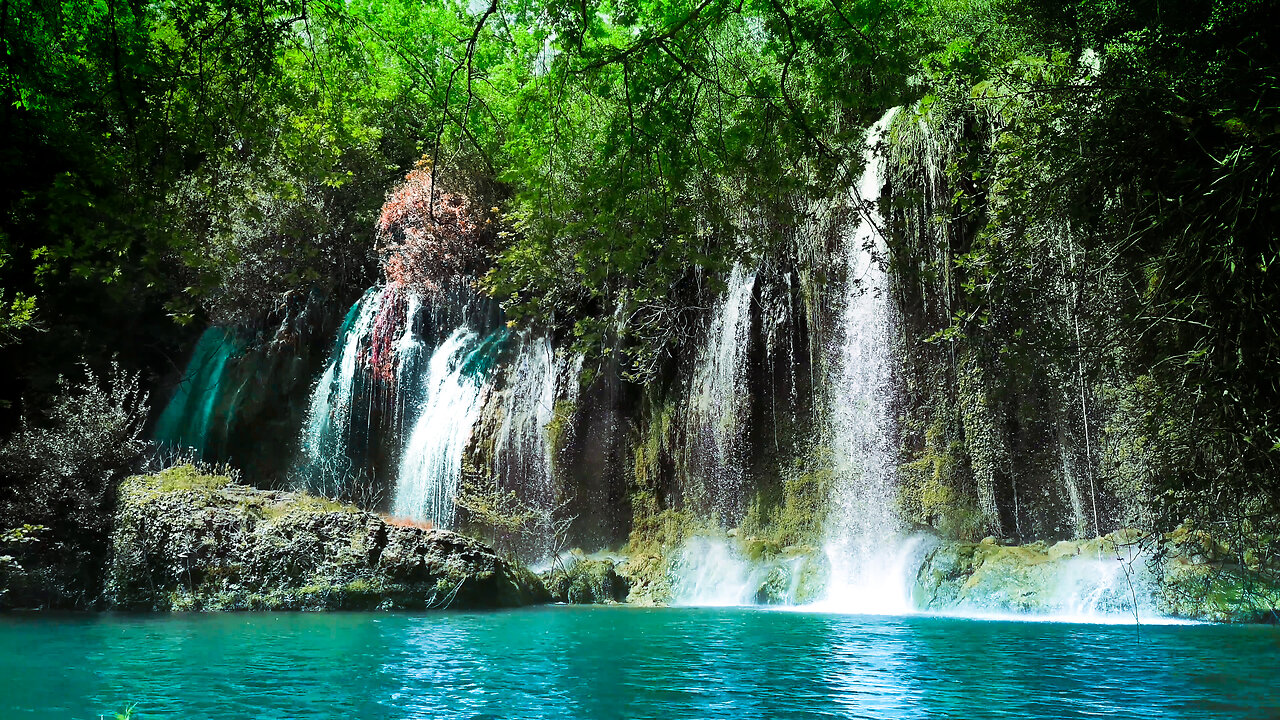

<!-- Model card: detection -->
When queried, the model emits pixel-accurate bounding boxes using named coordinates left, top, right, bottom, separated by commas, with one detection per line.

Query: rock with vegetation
left=1156, top=525, right=1280, bottom=624
left=105, top=466, right=549, bottom=611
left=541, top=555, right=630, bottom=604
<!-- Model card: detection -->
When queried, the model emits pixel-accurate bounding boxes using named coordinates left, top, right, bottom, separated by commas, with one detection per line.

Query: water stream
left=684, top=263, right=758, bottom=521
left=820, top=107, right=909, bottom=612
left=296, top=288, right=383, bottom=494
left=153, top=326, right=246, bottom=457
left=392, top=326, right=507, bottom=528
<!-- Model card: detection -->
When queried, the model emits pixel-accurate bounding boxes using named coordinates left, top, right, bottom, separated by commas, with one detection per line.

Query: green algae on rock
left=541, top=556, right=631, bottom=604
left=105, top=466, right=548, bottom=611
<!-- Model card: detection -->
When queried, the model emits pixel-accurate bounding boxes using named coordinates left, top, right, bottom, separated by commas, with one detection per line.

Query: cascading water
left=818, top=107, right=914, bottom=614
left=154, top=326, right=246, bottom=457
left=669, top=536, right=755, bottom=606
left=296, top=289, right=383, bottom=494
left=392, top=326, right=507, bottom=528
left=491, top=333, right=559, bottom=554
left=668, top=534, right=820, bottom=607
left=684, top=263, right=758, bottom=520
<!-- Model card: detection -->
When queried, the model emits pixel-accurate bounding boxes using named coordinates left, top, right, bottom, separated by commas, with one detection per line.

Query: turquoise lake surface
left=2, top=607, right=1278, bottom=719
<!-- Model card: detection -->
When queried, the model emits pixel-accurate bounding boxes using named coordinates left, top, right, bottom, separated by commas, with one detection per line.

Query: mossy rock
left=615, top=553, right=672, bottom=606
left=105, top=467, right=549, bottom=611
left=544, top=558, right=630, bottom=604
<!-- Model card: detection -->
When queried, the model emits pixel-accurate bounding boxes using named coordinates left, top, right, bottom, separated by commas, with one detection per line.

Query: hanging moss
left=545, top=399, right=578, bottom=472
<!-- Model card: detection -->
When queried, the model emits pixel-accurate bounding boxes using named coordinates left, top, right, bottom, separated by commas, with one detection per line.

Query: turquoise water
left=2, top=607, right=1278, bottom=719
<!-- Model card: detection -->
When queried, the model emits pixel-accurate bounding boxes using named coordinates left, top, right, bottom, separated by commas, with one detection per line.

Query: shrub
left=0, top=363, right=149, bottom=607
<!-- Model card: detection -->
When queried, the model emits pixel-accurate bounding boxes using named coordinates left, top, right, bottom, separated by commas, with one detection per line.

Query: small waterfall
left=684, top=263, right=758, bottom=520
left=392, top=326, right=507, bottom=528
left=670, top=536, right=755, bottom=606
left=820, top=108, right=913, bottom=613
left=669, top=535, right=822, bottom=607
left=154, top=326, right=245, bottom=457
left=492, top=333, right=558, bottom=554
left=296, top=289, right=383, bottom=494
left=919, top=538, right=1175, bottom=624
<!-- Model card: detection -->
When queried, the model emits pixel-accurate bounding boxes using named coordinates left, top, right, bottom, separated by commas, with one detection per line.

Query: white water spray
left=669, top=536, right=756, bottom=606
left=819, top=108, right=915, bottom=614
left=392, top=327, right=496, bottom=528
left=491, top=333, right=560, bottom=555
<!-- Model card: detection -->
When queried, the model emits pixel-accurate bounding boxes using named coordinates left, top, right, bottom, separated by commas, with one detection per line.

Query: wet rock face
left=105, top=466, right=549, bottom=611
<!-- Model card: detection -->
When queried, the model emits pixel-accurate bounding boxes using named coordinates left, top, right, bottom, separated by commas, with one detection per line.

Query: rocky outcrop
left=105, top=466, right=549, bottom=611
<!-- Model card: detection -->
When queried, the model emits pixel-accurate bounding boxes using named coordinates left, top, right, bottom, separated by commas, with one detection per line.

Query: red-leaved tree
left=376, top=161, right=493, bottom=294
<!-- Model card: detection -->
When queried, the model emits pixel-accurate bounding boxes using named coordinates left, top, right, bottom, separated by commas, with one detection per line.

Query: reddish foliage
left=383, top=515, right=435, bottom=531
left=376, top=161, right=493, bottom=294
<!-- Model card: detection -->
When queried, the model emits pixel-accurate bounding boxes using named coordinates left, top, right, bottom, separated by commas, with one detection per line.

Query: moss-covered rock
left=104, top=466, right=549, bottom=611
left=615, top=552, right=671, bottom=605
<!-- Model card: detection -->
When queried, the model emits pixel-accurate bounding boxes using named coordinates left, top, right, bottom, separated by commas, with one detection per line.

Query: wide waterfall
left=819, top=107, right=911, bottom=613
left=684, top=263, right=758, bottom=520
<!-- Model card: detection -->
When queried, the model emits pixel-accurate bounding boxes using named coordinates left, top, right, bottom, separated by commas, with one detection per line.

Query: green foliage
left=740, top=447, right=833, bottom=547
left=627, top=509, right=699, bottom=558
left=478, top=0, right=923, bottom=378
left=0, top=290, right=36, bottom=347
left=0, top=363, right=148, bottom=607
left=144, top=465, right=233, bottom=495
left=882, top=0, right=1280, bottom=554
left=898, top=417, right=984, bottom=540
left=545, top=399, right=579, bottom=471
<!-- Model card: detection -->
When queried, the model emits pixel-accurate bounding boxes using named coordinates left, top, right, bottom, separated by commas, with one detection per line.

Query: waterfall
left=669, top=535, right=821, bottom=607
left=392, top=326, right=507, bottom=528
left=685, top=263, right=758, bottom=520
left=154, top=326, right=245, bottom=457
left=670, top=536, right=755, bottom=606
left=491, top=333, right=558, bottom=553
left=296, top=288, right=383, bottom=494
left=819, top=107, right=913, bottom=613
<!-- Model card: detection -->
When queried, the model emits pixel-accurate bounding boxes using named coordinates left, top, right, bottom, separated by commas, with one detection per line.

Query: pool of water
left=2, top=607, right=1278, bottom=719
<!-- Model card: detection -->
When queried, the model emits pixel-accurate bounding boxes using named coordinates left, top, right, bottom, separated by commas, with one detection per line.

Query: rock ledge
left=105, top=466, right=548, bottom=611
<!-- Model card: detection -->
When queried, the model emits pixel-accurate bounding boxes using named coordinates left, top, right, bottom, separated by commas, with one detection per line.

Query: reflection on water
left=2, top=608, right=1278, bottom=719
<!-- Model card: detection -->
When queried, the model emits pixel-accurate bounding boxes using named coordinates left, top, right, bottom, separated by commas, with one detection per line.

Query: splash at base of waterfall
left=669, top=536, right=757, bottom=606
left=809, top=535, right=927, bottom=615
left=665, top=531, right=1190, bottom=624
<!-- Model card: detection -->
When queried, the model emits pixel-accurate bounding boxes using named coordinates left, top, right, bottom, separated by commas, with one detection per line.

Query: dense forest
left=1, top=0, right=1277, bottom=615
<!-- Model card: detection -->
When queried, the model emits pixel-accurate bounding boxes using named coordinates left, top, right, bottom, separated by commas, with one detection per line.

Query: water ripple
left=1, top=608, right=1277, bottom=720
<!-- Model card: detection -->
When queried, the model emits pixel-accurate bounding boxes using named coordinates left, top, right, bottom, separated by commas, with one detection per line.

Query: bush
left=0, top=363, right=149, bottom=608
